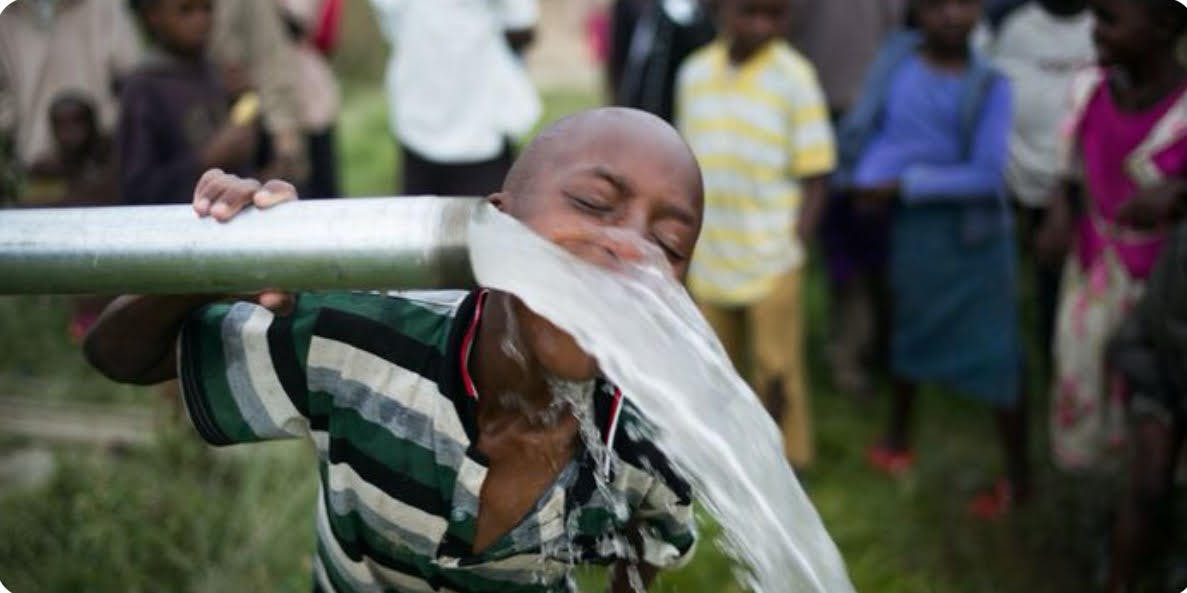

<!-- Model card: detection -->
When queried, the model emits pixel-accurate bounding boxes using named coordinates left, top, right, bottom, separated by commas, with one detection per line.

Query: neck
left=921, top=40, right=969, bottom=70
left=727, top=39, right=764, bottom=66
left=1039, top=0, right=1086, bottom=17
left=1114, top=53, right=1186, bottom=108
left=470, top=292, right=558, bottom=423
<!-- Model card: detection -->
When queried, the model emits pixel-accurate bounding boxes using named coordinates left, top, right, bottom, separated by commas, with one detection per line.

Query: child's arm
left=785, top=62, right=838, bottom=236
left=85, top=293, right=228, bottom=385
left=1116, top=179, right=1187, bottom=229
left=898, top=77, right=1012, bottom=203
left=85, top=172, right=296, bottom=384
left=795, top=174, right=829, bottom=242
left=1034, top=179, right=1082, bottom=264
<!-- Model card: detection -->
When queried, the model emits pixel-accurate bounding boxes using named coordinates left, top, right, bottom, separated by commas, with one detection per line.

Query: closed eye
left=565, top=191, right=612, bottom=214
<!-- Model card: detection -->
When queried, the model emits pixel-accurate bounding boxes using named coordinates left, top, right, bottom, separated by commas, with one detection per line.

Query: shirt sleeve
left=900, top=77, right=1012, bottom=202
left=786, top=62, right=837, bottom=178
left=177, top=299, right=316, bottom=446
left=495, top=0, right=539, bottom=31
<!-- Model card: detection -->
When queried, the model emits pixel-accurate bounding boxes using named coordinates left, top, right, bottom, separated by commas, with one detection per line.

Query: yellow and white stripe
left=677, top=40, right=836, bottom=305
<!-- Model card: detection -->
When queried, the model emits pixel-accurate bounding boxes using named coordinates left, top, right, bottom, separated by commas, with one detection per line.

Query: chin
left=534, top=337, right=599, bottom=382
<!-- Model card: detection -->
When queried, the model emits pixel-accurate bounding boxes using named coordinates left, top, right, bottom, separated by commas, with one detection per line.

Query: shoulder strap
left=959, top=55, right=998, bottom=159
left=1126, top=85, right=1187, bottom=187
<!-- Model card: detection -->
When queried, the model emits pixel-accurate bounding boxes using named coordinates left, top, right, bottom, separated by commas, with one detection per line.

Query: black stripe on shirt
left=267, top=307, right=310, bottom=419
left=313, top=308, right=445, bottom=385
left=178, top=318, right=232, bottom=446
left=327, top=436, right=449, bottom=518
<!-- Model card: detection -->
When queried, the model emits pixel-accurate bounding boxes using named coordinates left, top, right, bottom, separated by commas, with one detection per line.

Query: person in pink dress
left=1040, top=0, right=1187, bottom=474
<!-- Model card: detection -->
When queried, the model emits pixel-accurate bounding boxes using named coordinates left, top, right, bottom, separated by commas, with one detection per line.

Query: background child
left=28, top=91, right=121, bottom=341
left=676, top=0, right=836, bottom=469
left=841, top=0, right=1029, bottom=517
left=1106, top=214, right=1187, bottom=592
left=28, top=91, right=120, bottom=207
left=986, top=0, right=1094, bottom=375
left=1039, top=0, right=1187, bottom=473
left=276, top=0, right=341, bottom=200
left=119, top=0, right=257, bottom=205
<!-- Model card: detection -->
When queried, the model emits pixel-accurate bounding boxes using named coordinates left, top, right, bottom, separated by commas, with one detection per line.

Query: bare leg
left=1107, top=417, right=1182, bottom=593
left=885, top=378, right=917, bottom=452
left=994, top=383, right=1032, bottom=501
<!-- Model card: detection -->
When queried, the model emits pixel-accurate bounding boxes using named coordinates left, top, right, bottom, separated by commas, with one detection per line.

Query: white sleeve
left=496, top=0, right=538, bottom=30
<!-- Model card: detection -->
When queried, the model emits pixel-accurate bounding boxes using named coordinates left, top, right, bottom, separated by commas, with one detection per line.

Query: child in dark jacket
left=119, top=0, right=256, bottom=205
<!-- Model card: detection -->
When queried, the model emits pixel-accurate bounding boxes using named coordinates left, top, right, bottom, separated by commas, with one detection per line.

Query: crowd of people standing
left=609, top=0, right=1187, bottom=590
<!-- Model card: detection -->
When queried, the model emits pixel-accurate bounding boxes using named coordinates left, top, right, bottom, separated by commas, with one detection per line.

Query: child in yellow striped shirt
left=675, top=0, right=836, bottom=468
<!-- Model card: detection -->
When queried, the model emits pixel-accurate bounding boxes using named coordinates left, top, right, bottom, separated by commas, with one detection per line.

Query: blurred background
left=1, top=1, right=1186, bottom=592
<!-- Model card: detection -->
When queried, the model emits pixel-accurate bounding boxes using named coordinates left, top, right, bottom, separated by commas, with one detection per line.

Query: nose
left=560, top=231, right=646, bottom=271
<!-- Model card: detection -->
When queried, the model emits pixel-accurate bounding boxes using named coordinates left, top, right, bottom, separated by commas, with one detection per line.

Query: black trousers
left=305, top=126, right=340, bottom=200
left=400, top=142, right=514, bottom=197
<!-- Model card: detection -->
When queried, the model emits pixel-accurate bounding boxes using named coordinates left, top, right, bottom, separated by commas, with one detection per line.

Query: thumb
left=253, top=179, right=298, bottom=209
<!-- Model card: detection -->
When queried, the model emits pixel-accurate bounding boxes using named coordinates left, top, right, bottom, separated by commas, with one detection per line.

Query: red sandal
left=967, top=478, right=1014, bottom=520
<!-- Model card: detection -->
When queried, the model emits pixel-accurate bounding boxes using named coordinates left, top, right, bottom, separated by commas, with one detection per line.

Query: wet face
left=723, top=0, right=791, bottom=61
left=144, top=0, right=214, bottom=58
left=49, top=101, right=96, bottom=160
left=915, top=0, right=981, bottom=54
left=490, top=110, right=704, bottom=381
left=1088, top=0, right=1170, bottom=67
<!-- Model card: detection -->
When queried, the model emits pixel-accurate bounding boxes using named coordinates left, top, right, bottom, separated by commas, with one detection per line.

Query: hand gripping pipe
left=0, top=197, right=482, bottom=295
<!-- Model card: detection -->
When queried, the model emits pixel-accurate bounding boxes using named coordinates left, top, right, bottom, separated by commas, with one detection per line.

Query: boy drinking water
left=676, top=0, right=836, bottom=468
left=85, top=108, right=702, bottom=593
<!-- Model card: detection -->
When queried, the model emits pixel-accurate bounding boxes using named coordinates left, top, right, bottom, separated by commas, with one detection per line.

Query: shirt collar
left=448, top=289, right=625, bottom=448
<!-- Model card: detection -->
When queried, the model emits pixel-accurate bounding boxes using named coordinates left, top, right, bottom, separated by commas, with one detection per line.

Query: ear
left=486, top=191, right=511, bottom=213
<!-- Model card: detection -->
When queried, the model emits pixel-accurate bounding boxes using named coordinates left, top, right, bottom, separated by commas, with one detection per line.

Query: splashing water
left=467, top=205, right=857, bottom=593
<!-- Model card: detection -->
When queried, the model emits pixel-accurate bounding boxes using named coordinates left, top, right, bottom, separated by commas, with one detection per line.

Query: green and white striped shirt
left=178, top=290, right=697, bottom=593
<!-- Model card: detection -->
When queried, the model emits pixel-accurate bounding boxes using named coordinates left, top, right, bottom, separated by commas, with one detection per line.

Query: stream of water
left=467, top=205, right=856, bottom=593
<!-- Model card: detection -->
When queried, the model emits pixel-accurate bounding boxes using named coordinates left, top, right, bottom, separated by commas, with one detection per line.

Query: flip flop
left=967, top=478, right=1013, bottom=520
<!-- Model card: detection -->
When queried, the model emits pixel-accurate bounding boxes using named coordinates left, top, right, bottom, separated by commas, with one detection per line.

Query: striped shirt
left=177, top=290, right=696, bottom=593
left=677, top=39, right=837, bottom=304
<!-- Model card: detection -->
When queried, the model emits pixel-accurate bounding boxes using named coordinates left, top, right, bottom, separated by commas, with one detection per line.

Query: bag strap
left=958, top=55, right=998, bottom=160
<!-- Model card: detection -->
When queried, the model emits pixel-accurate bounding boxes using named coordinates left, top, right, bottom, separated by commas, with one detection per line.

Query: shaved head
left=484, top=107, right=705, bottom=382
left=503, top=107, right=702, bottom=209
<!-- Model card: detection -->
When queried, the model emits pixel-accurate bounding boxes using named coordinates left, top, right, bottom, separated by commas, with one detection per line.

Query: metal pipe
left=0, top=197, right=481, bottom=295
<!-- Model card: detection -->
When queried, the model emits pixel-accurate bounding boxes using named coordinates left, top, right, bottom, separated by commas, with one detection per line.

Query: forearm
left=798, top=175, right=829, bottom=239
left=899, top=162, right=1003, bottom=203
left=84, top=294, right=223, bottom=385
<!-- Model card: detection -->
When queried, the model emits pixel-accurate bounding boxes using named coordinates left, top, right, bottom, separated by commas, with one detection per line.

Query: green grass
left=1, top=87, right=1185, bottom=593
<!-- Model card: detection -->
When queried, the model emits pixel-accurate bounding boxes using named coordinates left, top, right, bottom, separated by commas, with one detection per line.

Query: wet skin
left=470, top=108, right=704, bottom=555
